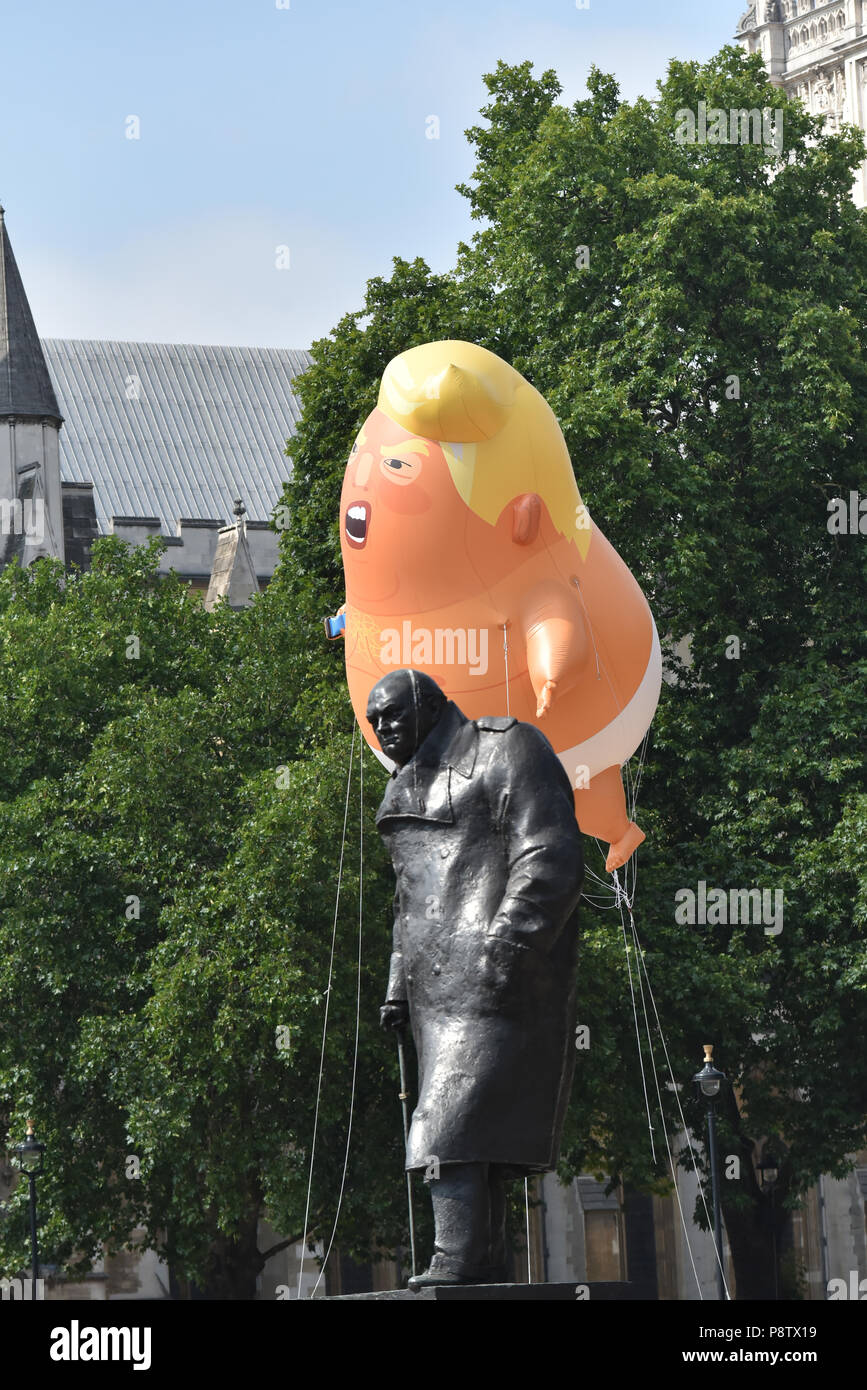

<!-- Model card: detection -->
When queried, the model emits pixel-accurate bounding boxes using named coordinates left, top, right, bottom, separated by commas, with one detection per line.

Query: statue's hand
left=380, top=1001, right=410, bottom=1032
left=479, top=934, right=526, bottom=998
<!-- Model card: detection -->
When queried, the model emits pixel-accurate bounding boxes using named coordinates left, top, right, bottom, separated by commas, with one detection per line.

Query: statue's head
left=366, top=669, right=447, bottom=767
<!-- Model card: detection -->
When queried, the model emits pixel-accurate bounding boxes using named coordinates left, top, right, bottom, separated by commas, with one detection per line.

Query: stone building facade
left=0, top=204, right=309, bottom=601
left=736, top=1, right=867, bottom=204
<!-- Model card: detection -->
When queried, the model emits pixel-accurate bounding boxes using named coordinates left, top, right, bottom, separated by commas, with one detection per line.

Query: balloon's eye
left=380, top=454, right=422, bottom=485
left=351, top=442, right=358, bottom=455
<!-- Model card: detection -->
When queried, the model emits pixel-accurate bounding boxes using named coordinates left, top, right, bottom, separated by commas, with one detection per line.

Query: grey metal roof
left=41, top=338, right=313, bottom=533
left=0, top=207, right=63, bottom=421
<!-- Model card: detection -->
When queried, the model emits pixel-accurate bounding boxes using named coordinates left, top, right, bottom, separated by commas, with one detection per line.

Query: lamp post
left=693, top=1044, right=728, bottom=1301
left=13, top=1121, right=45, bottom=1301
left=758, top=1148, right=780, bottom=1301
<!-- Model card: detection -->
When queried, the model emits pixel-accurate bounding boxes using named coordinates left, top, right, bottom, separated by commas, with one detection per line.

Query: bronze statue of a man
left=367, top=669, right=583, bottom=1288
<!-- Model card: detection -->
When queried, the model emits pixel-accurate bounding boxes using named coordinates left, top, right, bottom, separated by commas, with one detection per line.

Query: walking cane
left=396, top=1026, right=417, bottom=1278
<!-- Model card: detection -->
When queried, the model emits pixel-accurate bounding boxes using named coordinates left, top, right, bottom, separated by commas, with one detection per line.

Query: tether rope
left=502, top=623, right=510, bottom=717
left=612, top=870, right=706, bottom=1297
left=615, top=877, right=657, bottom=1165
left=621, top=887, right=732, bottom=1300
left=580, top=716, right=727, bottom=1300
left=310, top=737, right=364, bottom=1298
left=297, top=723, right=357, bottom=1299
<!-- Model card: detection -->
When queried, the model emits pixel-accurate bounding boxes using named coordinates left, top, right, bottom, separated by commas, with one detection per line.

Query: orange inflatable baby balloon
left=331, top=340, right=661, bottom=872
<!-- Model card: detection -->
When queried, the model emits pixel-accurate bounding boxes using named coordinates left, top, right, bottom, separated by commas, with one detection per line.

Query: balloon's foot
left=605, top=823, right=645, bottom=873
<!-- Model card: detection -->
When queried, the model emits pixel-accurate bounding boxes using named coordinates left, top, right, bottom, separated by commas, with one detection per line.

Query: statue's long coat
left=376, top=700, right=583, bottom=1173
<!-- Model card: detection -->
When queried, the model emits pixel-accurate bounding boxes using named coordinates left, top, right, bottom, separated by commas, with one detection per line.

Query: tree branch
left=259, top=1232, right=306, bottom=1264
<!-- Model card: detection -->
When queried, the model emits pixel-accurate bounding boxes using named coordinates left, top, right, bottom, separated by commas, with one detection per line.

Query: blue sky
left=1, top=1, right=741, bottom=349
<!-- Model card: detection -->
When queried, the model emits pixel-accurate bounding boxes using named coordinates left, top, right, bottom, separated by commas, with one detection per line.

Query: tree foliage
left=1, top=43, right=865, bottom=1300
left=283, top=47, right=867, bottom=1296
left=0, top=542, right=410, bottom=1295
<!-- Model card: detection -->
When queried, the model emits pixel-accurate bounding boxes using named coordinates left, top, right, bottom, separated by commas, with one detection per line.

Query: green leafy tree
left=281, top=48, right=867, bottom=1297
left=458, top=48, right=867, bottom=1299
left=2, top=41, right=866, bottom=1302
left=0, top=542, right=415, bottom=1297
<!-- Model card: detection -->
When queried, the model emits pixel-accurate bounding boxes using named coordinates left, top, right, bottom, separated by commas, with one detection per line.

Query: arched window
left=837, top=9, right=845, bottom=30
left=820, top=17, right=828, bottom=38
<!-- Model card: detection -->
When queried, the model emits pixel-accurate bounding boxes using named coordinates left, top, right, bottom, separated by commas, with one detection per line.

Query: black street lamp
left=693, top=1044, right=728, bottom=1301
left=13, top=1121, right=45, bottom=1301
left=758, top=1146, right=781, bottom=1301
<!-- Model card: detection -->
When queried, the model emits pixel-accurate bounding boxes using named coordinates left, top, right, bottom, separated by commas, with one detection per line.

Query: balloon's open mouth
left=345, top=501, right=370, bottom=549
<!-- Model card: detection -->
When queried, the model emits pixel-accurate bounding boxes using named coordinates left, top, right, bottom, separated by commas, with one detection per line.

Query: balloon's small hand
left=536, top=680, right=557, bottom=718
left=380, top=1001, right=410, bottom=1031
left=324, top=608, right=347, bottom=640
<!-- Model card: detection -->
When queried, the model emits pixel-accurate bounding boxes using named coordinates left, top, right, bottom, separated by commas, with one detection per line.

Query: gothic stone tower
left=736, top=2, right=867, bottom=205
left=0, top=205, right=65, bottom=566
